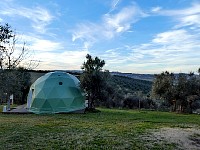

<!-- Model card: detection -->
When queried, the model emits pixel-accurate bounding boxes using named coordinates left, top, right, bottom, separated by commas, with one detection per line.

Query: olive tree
left=152, top=70, right=200, bottom=113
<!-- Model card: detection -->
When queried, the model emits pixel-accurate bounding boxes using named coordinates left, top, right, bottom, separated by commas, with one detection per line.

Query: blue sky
left=0, top=0, right=200, bottom=73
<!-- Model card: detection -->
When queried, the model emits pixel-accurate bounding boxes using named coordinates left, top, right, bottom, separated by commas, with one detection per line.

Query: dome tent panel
left=27, top=71, right=86, bottom=114
left=68, top=74, right=80, bottom=87
left=40, top=100, right=53, bottom=112
left=69, top=87, right=83, bottom=96
left=70, top=96, right=85, bottom=108
left=45, top=87, right=60, bottom=99
left=31, top=98, right=46, bottom=110
left=34, top=78, right=46, bottom=88
left=55, top=99, right=68, bottom=108
left=35, top=90, right=46, bottom=100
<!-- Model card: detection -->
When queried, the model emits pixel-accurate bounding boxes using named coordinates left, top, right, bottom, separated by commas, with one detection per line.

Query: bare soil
left=141, top=127, right=200, bottom=149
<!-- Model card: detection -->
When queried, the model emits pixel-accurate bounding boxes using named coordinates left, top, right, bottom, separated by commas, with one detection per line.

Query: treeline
left=152, top=71, right=200, bottom=113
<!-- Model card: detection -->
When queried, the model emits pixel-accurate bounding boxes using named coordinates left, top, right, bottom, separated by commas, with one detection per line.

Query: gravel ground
left=141, top=127, right=200, bottom=150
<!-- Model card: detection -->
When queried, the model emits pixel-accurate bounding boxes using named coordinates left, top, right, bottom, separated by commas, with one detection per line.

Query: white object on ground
left=85, top=100, right=88, bottom=107
left=10, top=94, right=14, bottom=105
left=27, top=90, right=33, bottom=109
left=3, top=106, right=7, bottom=112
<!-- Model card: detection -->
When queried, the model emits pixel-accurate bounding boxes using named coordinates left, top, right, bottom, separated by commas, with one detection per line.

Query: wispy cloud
left=155, top=2, right=200, bottom=29
left=123, top=29, right=200, bottom=73
left=0, top=1, right=54, bottom=33
left=72, top=3, right=147, bottom=48
left=109, top=0, right=121, bottom=13
left=103, top=4, right=146, bottom=34
left=105, top=2, right=200, bottom=73
left=96, top=26, right=200, bottom=73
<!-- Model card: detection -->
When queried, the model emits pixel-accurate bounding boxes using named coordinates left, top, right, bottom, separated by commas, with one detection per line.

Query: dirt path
left=141, top=127, right=200, bottom=149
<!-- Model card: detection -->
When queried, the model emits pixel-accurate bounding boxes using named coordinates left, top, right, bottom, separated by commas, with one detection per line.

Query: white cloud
left=156, top=2, right=200, bottom=29
left=152, top=29, right=194, bottom=44
left=161, top=3, right=200, bottom=16
left=36, top=50, right=89, bottom=70
left=151, top=6, right=162, bottom=12
left=103, top=4, right=146, bottom=34
left=18, top=35, right=62, bottom=52
left=0, top=2, right=53, bottom=33
left=31, top=39, right=62, bottom=52
left=175, top=14, right=200, bottom=29
left=72, top=3, right=147, bottom=47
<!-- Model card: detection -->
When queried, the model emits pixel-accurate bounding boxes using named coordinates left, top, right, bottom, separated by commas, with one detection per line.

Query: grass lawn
left=0, top=108, right=200, bottom=149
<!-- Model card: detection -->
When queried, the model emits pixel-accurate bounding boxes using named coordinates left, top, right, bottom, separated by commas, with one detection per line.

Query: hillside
left=111, top=72, right=155, bottom=81
left=110, top=75, right=153, bottom=95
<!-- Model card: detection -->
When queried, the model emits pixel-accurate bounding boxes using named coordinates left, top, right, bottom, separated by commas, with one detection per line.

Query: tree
left=80, top=54, right=107, bottom=110
left=152, top=70, right=200, bottom=113
left=0, top=23, right=29, bottom=69
left=151, top=71, right=175, bottom=104
left=0, top=23, right=32, bottom=107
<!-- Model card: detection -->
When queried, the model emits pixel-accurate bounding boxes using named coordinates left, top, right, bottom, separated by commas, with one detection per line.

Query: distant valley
left=29, top=70, right=155, bottom=82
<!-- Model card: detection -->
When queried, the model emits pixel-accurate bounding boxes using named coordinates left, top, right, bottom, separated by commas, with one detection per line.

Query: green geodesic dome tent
left=27, top=71, right=85, bottom=114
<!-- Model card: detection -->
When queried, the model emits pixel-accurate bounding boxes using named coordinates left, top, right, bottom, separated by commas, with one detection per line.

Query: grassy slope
left=0, top=108, right=199, bottom=149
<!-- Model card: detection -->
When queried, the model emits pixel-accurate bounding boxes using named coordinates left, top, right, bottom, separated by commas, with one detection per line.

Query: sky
left=0, top=0, right=200, bottom=74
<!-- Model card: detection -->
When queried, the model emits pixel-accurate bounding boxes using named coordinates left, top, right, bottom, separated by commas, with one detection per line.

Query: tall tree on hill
left=80, top=54, right=107, bottom=110
left=0, top=23, right=32, bottom=106
left=151, top=71, right=175, bottom=103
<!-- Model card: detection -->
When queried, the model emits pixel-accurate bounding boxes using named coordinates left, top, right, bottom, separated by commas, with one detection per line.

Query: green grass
left=0, top=108, right=199, bottom=149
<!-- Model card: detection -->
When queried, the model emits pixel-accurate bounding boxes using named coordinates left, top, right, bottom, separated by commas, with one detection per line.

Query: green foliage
left=0, top=108, right=200, bottom=149
left=0, top=23, right=31, bottom=105
left=0, top=67, right=31, bottom=104
left=152, top=71, right=174, bottom=101
left=152, top=70, right=200, bottom=113
left=80, top=54, right=107, bottom=109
